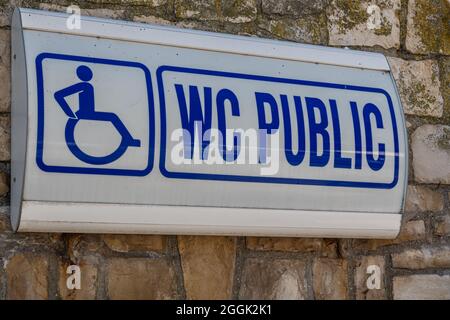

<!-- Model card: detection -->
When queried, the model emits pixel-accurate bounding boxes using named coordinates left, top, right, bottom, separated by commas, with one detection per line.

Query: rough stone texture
left=0, top=8, right=8, bottom=27
left=6, top=253, right=48, bottom=300
left=175, top=0, right=218, bottom=20
left=393, top=275, right=450, bottom=299
left=178, top=236, right=235, bottom=299
left=175, top=0, right=258, bottom=23
left=222, top=0, right=258, bottom=23
left=389, top=58, right=443, bottom=117
left=257, top=15, right=328, bottom=44
left=134, top=15, right=173, bottom=25
left=59, top=258, right=98, bottom=300
left=0, top=171, right=8, bottom=197
left=39, top=3, right=126, bottom=20
left=406, top=0, right=450, bottom=55
left=412, top=125, right=450, bottom=184
left=0, top=206, right=63, bottom=250
left=262, top=0, right=326, bottom=17
left=392, top=246, right=450, bottom=269
left=405, top=185, right=444, bottom=212
left=246, top=237, right=337, bottom=257
left=87, top=0, right=168, bottom=5
left=352, top=219, right=426, bottom=251
left=355, top=256, right=386, bottom=300
left=441, top=57, right=450, bottom=124
left=397, top=220, right=426, bottom=242
left=174, top=19, right=226, bottom=34
left=67, top=234, right=104, bottom=262
left=103, top=234, right=166, bottom=253
left=0, top=0, right=15, bottom=27
left=239, top=258, right=308, bottom=300
left=313, top=259, right=348, bottom=300
left=328, top=0, right=401, bottom=49
left=435, top=215, right=450, bottom=236
left=0, top=115, right=9, bottom=161
left=0, top=208, right=7, bottom=232
left=107, top=258, right=178, bottom=300
left=0, top=29, right=10, bottom=112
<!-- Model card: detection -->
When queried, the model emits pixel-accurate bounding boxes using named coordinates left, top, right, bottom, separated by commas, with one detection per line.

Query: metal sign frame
left=11, top=8, right=408, bottom=238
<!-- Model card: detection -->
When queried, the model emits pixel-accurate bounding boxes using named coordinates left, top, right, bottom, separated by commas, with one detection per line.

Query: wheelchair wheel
left=64, top=118, right=129, bottom=165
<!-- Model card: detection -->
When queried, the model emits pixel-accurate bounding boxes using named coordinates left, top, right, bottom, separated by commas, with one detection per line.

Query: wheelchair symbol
left=54, top=65, right=141, bottom=165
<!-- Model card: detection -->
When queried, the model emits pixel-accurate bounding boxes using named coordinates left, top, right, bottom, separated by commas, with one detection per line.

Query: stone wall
left=0, top=0, right=449, bottom=300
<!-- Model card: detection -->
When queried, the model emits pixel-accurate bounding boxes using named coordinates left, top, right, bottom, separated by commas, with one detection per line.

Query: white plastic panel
left=11, top=8, right=408, bottom=238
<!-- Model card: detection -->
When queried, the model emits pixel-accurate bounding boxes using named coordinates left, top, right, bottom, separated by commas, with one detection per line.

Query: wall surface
left=0, top=0, right=449, bottom=300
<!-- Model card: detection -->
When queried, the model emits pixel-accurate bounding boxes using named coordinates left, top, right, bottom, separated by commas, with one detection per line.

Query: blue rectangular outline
left=157, top=65, right=400, bottom=189
left=35, top=53, right=155, bottom=176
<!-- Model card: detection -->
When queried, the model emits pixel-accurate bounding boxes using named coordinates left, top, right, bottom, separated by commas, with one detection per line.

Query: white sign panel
left=11, top=8, right=408, bottom=238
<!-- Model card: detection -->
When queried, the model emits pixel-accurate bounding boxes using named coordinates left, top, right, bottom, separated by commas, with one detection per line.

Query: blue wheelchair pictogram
left=36, top=52, right=154, bottom=176
left=54, top=65, right=141, bottom=165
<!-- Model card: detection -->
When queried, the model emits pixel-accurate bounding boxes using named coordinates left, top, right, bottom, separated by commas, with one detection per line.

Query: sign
left=35, top=53, right=154, bottom=175
left=11, top=8, right=408, bottom=238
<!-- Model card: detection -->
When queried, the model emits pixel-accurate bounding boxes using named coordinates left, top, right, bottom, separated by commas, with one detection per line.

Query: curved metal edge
left=19, top=201, right=402, bottom=239
left=386, top=57, right=409, bottom=238
left=17, top=7, right=390, bottom=71
left=11, top=8, right=28, bottom=232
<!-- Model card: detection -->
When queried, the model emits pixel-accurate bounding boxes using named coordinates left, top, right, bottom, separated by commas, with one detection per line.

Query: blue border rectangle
left=157, top=65, right=399, bottom=189
left=35, top=52, right=155, bottom=176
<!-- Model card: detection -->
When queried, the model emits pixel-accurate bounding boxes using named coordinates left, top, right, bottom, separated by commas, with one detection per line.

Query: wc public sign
left=11, top=8, right=408, bottom=238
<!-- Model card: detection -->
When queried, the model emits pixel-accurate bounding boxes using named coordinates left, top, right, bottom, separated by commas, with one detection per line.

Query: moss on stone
left=400, top=74, right=438, bottom=115
left=270, top=20, right=286, bottom=38
left=310, top=14, right=328, bottom=44
left=333, top=0, right=368, bottom=33
left=174, top=0, right=219, bottom=20
left=436, top=127, right=450, bottom=150
left=214, top=0, right=222, bottom=17
left=222, top=0, right=257, bottom=23
left=412, top=0, right=450, bottom=54
left=174, top=0, right=258, bottom=23
left=374, top=16, right=392, bottom=36
left=257, top=14, right=327, bottom=45
left=438, top=57, right=450, bottom=124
